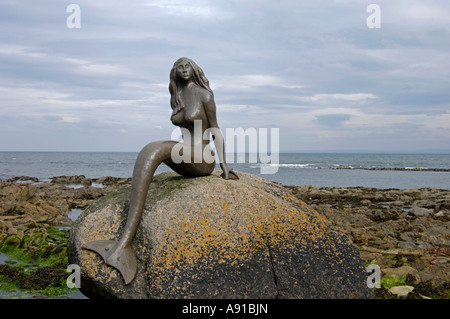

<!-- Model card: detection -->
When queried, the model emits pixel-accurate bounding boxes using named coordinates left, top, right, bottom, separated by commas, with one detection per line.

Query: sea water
left=0, top=152, right=449, bottom=189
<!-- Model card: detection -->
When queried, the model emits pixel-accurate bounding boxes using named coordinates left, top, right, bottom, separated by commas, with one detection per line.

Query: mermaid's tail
left=81, top=140, right=216, bottom=285
left=82, top=240, right=137, bottom=285
left=81, top=141, right=175, bottom=285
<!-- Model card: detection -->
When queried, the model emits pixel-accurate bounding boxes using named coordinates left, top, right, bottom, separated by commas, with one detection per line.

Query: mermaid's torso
left=171, top=86, right=211, bottom=145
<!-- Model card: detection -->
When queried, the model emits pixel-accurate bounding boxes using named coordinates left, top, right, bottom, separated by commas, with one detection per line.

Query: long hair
left=169, top=57, right=213, bottom=114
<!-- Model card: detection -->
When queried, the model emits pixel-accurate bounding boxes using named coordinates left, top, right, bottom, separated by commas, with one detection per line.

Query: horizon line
left=1, top=150, right=450, bottom=154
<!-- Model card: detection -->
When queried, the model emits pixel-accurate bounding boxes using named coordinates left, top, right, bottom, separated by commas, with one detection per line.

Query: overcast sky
left=1, top=0, right=449, bottom=152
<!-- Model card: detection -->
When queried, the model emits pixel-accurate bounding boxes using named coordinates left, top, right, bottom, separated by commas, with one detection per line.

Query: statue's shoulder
left=193, top=86, right=213, bottom=103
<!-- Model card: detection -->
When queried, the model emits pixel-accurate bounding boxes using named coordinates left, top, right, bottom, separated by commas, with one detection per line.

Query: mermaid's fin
left=82, top=240, right=137, bottom=285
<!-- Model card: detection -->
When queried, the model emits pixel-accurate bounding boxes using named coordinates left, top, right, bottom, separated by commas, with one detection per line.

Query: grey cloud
left=314, top=114, right=352, bottom=127
left=1, top=0, right=449, bottom=151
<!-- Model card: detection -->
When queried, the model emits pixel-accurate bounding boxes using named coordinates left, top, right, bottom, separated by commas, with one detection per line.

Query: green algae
left=0, top=224, right=73, bottom=297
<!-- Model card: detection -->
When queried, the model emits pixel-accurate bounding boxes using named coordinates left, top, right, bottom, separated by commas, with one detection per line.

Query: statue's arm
left=203, top=92, right=225, bottom=161
left=203, top=92, right=238, bottom=180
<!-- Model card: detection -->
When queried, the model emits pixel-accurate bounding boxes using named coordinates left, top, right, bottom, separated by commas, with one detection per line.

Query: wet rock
left=5, top=176, right=39, bottom=183
left=391, top=200, right=405, bottom=207
left=0, top=178, right=126, bottom=237
left=94, top=176, right=132, bottom=186
left=69, top=171, right=373, bottom=299
left=0, top=264, right=68, bottom=291
left=360, top=199, right=372, bottom=206
left=51, top=175, right=92, bottom=186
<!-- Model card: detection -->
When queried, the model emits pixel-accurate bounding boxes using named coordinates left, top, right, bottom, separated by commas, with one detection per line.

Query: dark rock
left=51, top=175, right=92, bottom=186
left=0, top=264, right=68, bottom=290
left=5, top=176, right=39, bottom=183
left=68, top=170, right=373, bottom=299
left=94, top=176, right=132, bottom=186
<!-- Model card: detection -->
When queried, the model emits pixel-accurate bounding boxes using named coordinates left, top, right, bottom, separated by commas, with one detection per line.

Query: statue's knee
left=137, top=141, right=174, bottom=167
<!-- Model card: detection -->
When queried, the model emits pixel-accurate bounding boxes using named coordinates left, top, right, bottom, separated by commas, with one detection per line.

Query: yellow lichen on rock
left=69, top=170, right=373, bottom=299
left=149, top=179, right=329, bottom=271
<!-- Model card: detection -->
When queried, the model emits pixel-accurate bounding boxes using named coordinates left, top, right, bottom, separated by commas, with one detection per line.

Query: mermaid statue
left=82, top=58, right=238, bottom=284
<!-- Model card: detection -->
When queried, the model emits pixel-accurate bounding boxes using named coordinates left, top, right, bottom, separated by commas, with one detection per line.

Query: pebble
left=410, top=206, right=434, bottom=217
left=435, top=210, right=449, bottom=218
left=389, top=285, right=414, bottom=297
left=436, top=257, right=450, bottom=264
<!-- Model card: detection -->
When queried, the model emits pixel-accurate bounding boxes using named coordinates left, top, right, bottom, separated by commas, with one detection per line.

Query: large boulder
left=68, top=170, right=374, bottom=299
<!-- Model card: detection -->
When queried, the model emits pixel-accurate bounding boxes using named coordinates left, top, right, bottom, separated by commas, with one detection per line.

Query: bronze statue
left=82, top=58, right=238, bottom=284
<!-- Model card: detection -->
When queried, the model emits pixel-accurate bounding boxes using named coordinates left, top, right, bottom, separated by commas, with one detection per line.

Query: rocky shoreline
left=285, top=185, right=450, bottom=298
left=0, top=175, right=130, bottom=298
left=1, top=174, right=449, bottom=298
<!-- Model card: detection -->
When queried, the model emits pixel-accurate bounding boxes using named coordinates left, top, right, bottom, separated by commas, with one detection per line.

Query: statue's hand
left=220, top=163, right=239, bottom=180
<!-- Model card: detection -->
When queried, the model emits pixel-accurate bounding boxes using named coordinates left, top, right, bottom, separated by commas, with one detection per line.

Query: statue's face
left=176, top=61, right=193, bottom=81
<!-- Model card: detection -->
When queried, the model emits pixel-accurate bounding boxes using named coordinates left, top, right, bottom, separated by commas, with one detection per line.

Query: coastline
left=1, top=174, right=449, bottom=299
